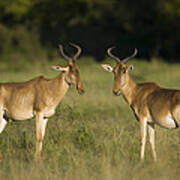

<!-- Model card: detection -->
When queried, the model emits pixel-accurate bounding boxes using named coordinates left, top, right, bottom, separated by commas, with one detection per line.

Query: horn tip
left=108, top=46, right=115, bottom=50
left=134, top=48, right=138, bottom=55
left=69, top=42, right=78, bottom=47
left=107, top=46, right=115, bottom=53
left=58, top=44, right=63, bottom=48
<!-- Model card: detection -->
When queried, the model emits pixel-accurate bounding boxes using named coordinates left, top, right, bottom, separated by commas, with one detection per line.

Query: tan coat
left=102, top=47, right=179, bottom=161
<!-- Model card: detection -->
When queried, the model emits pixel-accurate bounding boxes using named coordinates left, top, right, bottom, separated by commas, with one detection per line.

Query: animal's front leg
left=35, top=112, right=48, bottom=163
left=148, top=123, right=157, bottom=161
left=140, top=117, right=147, bottom=161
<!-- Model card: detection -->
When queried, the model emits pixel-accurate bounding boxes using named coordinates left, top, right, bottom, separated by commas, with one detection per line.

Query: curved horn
left=107, top=47, right=120, bottom=62
left=58, top=44, right=71, bottom=61
left=69, top=43, right=82, bottom=60
left=122, top=48, right=138, bottom=63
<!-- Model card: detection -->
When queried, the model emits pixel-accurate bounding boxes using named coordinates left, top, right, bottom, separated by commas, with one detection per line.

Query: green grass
left=0, top=57, right=180, bottom=179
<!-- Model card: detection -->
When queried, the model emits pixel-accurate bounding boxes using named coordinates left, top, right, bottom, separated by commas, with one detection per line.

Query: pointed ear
left=127, top=65, right=134, bottom=72
left=101, top=64, right=113, bottom=72
left=51, top=65, right=68, bottom=72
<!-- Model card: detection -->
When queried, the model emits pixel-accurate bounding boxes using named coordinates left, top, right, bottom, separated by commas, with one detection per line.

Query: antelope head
left=52, top=43, right=85, bottom=95
left=102, top=47, right=137, bottom=96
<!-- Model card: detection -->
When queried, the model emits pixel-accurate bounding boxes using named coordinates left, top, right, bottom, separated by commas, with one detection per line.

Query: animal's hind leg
left=0, top=109, right=7, bottom=134
left=172, top=105, right=180, bottom=128
left=0, top=108, right=7, bottom=161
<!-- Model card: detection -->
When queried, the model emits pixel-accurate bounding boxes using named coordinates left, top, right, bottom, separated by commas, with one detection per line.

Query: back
left=131, top=82, right=161, bottom=112
left=0, top=77, right=41, bottom=120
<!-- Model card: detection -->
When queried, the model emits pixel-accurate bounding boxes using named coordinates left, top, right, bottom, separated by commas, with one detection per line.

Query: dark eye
left=123, top=68, right=126, bottom=73
left=69, top=65, right=73, bottom=71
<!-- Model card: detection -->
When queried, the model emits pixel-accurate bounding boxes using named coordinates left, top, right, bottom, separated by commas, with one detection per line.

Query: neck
left=52, top=72, right=70, bottom=102
left=121, top=74, right=138, bottom=105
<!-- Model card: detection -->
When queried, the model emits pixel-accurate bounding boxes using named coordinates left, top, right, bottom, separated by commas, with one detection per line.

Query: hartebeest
left=0, top=43, right=85, bottom=162
left=102, top=47, right=179, bottom=161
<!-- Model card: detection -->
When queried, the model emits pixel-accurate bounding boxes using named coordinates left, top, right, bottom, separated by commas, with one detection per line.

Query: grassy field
left=0, top=57, right=179, bottom=180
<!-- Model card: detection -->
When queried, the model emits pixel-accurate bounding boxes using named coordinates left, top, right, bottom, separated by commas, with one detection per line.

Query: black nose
left=113, top=90, right=121, bottom=96
left=78, top=89, right=85, bottom=95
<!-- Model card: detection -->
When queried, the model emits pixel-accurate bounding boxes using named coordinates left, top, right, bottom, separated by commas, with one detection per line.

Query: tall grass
left=0, top=57, right=179, bottom=179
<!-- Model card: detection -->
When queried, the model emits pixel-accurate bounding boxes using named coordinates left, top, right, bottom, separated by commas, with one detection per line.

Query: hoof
left=35, top=156, right=43, bottom=164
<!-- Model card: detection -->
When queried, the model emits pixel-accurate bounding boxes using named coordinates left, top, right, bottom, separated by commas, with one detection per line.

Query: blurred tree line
left=0, top=0, right=180, bottom=61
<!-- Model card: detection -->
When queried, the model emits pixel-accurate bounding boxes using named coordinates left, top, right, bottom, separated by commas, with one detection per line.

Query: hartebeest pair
left=0, top=44, right=179, bottom=163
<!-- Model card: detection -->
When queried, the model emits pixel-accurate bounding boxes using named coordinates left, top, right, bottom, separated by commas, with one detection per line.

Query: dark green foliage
left=0, top=0, right=180, bottom=61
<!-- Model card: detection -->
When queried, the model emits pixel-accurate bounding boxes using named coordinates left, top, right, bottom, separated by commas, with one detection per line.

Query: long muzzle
left=77, top=81, right=85, bottom=95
